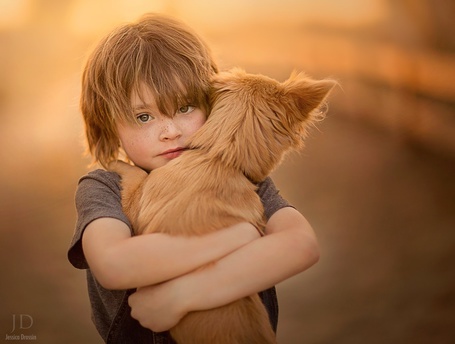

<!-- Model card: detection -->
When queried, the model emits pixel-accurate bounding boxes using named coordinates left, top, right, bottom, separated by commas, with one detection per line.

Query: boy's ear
left=282, top=73, right=337, bottom=114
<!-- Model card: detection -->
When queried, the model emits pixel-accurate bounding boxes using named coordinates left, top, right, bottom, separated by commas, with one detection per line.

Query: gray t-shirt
left=68, top=169, right=291, bottom=343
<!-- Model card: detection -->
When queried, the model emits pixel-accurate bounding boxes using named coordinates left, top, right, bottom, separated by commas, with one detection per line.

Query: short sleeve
left=256, top=177, right=292, bottom=220
left=67, top=169, right=132, bottom=269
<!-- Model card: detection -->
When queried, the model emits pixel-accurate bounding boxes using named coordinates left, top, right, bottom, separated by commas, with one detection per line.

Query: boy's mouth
left=159, top=147, right=187, bottom=159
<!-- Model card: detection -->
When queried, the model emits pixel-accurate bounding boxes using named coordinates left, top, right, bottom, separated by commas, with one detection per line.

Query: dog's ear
left=282, top=72, right=337, bottom=117
left=210, top=68, right=246, bottom=94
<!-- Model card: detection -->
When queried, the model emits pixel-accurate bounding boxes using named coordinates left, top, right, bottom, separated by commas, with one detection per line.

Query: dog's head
left=188, top=68, right=336, bottom=182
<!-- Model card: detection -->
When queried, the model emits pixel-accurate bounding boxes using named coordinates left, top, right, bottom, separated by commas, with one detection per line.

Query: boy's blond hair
left=80, top=13, right=218, bottom=168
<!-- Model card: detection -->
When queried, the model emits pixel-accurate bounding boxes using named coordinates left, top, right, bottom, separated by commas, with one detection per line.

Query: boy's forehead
left=130, top=84, right=158, bottom=110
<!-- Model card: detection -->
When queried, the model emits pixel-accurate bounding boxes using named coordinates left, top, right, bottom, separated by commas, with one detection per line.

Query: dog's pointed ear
left=282, top=72, right=337, bottom=115
left=210, top=68, right=246, bottom=93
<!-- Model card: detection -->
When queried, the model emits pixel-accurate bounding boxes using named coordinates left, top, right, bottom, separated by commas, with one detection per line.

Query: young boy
left=68, top=13, right=320, bottom=344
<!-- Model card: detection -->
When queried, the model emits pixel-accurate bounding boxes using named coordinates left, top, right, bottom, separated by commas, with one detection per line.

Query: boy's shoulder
left=80, top=168, right=121, bottom=184
left=77, top=169, right=123, bottom=196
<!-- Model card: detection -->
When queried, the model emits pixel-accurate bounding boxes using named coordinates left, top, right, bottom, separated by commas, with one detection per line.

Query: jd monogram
left=10, top=314, right=33, bottom=333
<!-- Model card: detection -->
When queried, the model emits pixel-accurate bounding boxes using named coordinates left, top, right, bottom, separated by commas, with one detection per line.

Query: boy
left=68, top=13, right=319, bottom=343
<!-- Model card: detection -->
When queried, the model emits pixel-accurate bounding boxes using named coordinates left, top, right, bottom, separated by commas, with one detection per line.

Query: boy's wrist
left=172, top=272, right=202, bottom=315
left=176, top=262, right=218, bottom=313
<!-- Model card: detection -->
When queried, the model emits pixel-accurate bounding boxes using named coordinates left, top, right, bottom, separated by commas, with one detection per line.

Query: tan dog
left=110, top=68, right=335, bottom=344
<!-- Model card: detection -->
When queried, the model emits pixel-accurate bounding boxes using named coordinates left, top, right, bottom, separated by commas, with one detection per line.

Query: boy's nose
left=159, top=118, right=182, bottom=141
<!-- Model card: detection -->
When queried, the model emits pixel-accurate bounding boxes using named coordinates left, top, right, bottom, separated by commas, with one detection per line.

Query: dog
left=109, top=68, right=335, bottom=344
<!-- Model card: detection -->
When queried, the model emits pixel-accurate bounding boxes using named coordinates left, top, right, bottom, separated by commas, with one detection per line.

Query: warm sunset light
left=1, top=1, right=454, bottom=343
left=0, top=0, right=32, bottom=29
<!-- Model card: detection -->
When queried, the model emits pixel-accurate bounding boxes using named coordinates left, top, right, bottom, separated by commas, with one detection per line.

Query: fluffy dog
left=110, top=68, right=335, bottom=344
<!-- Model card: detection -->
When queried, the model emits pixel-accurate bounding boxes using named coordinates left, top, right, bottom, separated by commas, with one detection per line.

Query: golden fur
left=109, top=68, right=335, bottom=344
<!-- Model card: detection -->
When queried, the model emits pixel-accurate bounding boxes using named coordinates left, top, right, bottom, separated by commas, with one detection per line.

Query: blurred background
left=1, top=0, right=454, bottom=343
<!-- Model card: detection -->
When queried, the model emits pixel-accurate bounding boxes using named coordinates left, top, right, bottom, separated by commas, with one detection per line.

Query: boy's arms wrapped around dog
left=127, top=206, right=318, bottom=332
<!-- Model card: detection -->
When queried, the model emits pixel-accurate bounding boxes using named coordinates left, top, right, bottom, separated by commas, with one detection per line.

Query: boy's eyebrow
left=132, top=103, right=156, bottom=112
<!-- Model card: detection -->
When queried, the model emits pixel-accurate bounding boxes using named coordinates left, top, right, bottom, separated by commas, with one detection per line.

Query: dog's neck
left=188, top=145, right=264, bottom=185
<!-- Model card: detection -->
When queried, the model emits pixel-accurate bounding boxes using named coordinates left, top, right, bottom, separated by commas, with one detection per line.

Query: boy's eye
left=136, top=113, right=154, bottom=123
left=177, top=105, right=195, bottom=114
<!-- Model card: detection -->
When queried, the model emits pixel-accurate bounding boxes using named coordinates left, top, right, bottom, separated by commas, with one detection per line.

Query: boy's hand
left=129, top=280, right=188, bottom=332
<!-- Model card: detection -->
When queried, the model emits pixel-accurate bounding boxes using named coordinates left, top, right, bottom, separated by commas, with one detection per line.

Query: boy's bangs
left=130, top=45, right=209, bottom=119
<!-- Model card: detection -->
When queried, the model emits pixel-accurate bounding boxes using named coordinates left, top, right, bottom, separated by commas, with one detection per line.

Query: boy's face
left=117, top=84, right=206, bottom=172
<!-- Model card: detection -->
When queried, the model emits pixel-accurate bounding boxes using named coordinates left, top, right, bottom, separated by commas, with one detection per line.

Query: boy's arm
left=82, top=218, right=260, bottom=290
left=128, top=207, right=319, bottom=332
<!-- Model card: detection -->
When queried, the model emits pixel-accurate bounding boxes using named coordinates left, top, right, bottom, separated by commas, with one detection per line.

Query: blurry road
left=273, top=116, right=455, bottom=344
left=1, top=114, right=454, bottom=343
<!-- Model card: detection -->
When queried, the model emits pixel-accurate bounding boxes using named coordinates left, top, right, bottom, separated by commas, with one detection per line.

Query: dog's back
left=134, top=151, right=264, bottom=237
left=117, top=150, right=276, bottom=344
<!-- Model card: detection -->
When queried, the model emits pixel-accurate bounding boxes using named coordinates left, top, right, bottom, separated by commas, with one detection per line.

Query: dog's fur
left=109, top=68, right=335, bottom=344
